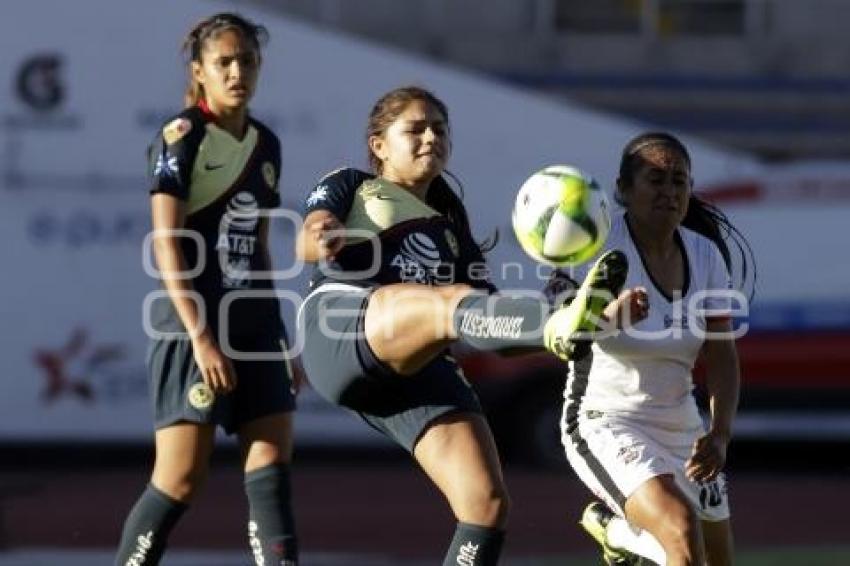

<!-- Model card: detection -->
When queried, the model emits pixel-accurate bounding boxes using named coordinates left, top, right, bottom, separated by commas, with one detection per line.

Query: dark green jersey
left=148, top=104, right=283, bottom=337
left=302, top=168, right=497, bottom=293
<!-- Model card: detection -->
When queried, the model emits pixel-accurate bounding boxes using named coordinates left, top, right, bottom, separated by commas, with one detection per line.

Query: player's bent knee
left=457, top=483, right=511, bottom=527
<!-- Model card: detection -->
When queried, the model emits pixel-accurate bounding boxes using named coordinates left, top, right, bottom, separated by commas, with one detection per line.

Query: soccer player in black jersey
left=115, top=13, right=298, bottom=566
left=295, top=86, right=636, bottom=565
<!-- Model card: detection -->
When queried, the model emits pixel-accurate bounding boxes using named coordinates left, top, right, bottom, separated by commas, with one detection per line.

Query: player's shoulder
left=158, top=106, right=207, bottom=147
left=249, top=116, right=280, bottom=146
left=316, top=167, right=374, bottom=190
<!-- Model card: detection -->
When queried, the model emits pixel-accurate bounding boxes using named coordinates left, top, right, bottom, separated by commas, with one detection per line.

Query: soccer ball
left=512, top=165, right=611, bottom=266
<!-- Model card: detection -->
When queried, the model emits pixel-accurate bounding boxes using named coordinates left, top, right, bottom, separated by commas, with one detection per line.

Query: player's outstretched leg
left=580, top=501, right=644, bottom=566
left=544, top=250, right=628, bottom=360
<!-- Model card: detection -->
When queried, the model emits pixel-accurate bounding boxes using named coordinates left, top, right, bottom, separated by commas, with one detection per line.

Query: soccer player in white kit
left=557, top=132, right=753, bottom=566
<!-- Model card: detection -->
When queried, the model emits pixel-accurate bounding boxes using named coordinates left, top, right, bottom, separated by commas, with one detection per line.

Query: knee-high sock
left=607, top=515, right=667, bottom=565
left=114, top=484, right=187, bottom=566
left=245, top=463, right=299, bottom=565
left=443, top=522, right=505, bottom=566
left=453, top=292, right=551, bottom=352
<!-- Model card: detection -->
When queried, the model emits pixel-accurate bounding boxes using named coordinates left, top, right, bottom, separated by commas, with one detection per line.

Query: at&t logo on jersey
left=219, top=192, right=259, bottom=289
left=391, top=232, right=444, bottom=283
left=225, top=191, right=259, bottom=231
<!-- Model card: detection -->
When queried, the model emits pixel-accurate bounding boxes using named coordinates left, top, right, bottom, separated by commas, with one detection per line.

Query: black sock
left=114, top=484, right=187, bottom=566
left=443, top=522, right=505, bottom=566
left=453, top=292, right=551, bottom=352
left=244, top=463, right=299, bottom=565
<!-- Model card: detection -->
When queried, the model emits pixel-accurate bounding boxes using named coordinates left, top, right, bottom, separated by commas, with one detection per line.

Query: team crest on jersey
left=162, top=117, right=192, bottom=145
left=262, top=161, right=277, bottom=190
left=188, top=382, right=214, bottom=410
left=444, top=229, right=459, bottom=258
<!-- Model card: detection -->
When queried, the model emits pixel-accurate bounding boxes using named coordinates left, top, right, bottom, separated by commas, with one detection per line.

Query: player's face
left=622, top=146, right=692, bottom=230
left=193, top=29, right=260, bottom=114
left=370, top=99, right=450, bottom=190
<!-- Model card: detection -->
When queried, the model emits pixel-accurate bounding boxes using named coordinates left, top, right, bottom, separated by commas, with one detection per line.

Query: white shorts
left=562, top=409, right=730, bottom=522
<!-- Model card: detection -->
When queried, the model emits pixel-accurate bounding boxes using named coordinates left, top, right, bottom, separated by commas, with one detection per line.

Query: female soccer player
left=115, top=13, right=298, bottom=565
left=295, top=85, right=635, bottom=565
left=560, top=132, right=754, bottom=566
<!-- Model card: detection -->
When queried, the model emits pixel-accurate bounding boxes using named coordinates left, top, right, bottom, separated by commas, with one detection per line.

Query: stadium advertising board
left=3, top=0, right=846, bottom=444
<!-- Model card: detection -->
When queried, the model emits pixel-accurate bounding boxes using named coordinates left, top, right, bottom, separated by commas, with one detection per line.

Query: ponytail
left=684, top=195, right=756, bottom=300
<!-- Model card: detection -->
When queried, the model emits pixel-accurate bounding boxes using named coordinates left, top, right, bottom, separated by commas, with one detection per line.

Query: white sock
left=606, top=515, right=667, bottom=565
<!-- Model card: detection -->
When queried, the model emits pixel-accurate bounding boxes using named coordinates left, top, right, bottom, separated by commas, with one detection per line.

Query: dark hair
left=181, top=13, right=268, bottom=108
left=366, top=86, right=495, bottom=252
left=618, top=132, right=756, bottom=298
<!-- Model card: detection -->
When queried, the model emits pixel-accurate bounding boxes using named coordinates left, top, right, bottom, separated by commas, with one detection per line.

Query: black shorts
left=298, top=283, right=482, bottom=452
left=147, top=332, right=296, bottom=435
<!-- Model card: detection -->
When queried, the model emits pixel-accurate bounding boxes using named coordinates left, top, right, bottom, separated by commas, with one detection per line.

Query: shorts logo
left=262, top=161, right=276, bottom=190
left=699, top=478, right=725, bottom=510
left=162, top=117, right=192, bottom=145
left=616, top=444, right=640, bottom=465
left=188, top=382, right=215, bottom=410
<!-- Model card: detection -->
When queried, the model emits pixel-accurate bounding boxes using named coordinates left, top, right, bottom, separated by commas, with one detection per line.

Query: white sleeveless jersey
left=564, top=214, right=733, bottom=428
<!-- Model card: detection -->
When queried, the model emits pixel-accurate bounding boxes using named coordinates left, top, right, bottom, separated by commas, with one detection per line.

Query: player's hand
left=311, top=216, right=345, bottom=261
left=191, top=334, right=238, bottom=394
left=685, top=428, right=730, bottom=482
left=602, top=286, right=649, bottom=329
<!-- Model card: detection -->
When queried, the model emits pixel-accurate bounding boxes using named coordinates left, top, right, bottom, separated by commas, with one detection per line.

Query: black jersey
left=148, top=105, right=283, bottom=337
left=302, top=168, right=497, bottom=292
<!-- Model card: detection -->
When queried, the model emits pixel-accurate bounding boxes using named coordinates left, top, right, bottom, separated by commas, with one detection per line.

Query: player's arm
left=296, top=209, right=345, bottom=263
left=150, top=194, right=202, bottom=336
left=686, top=317, right=740, bottom=482
left=295, top=168, right=368, bottom=263
left=148, top=115, right=236, bottom=393
left=150, top=194, right=237, bottom=393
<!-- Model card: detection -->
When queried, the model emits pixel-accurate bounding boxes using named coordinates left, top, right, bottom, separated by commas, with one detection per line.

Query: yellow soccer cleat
left=579, top=501, right=643, bottom=566
left=544, top=250, right=628, bottom=360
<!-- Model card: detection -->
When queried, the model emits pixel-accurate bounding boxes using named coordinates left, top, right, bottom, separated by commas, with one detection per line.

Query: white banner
left=9, top=0, right=835, bottom=441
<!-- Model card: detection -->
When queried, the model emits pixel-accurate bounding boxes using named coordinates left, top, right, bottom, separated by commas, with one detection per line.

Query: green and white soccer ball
left=512, top=165, right=611, bottom=267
